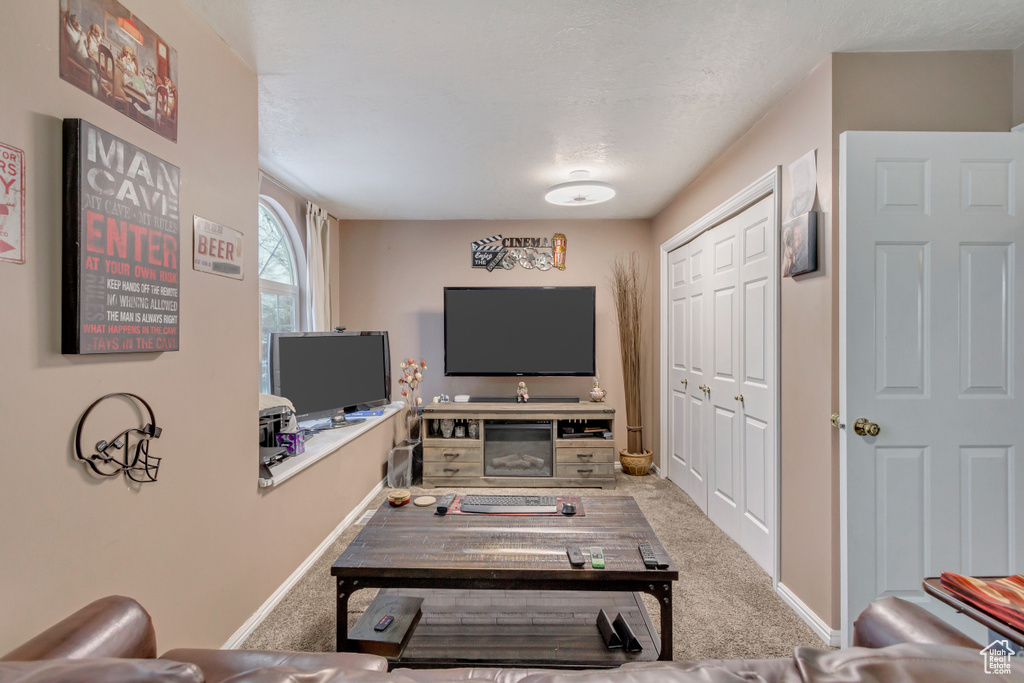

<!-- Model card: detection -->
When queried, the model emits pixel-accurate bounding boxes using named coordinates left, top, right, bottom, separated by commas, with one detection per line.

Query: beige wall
left=336, top=220, right=654, bottom=458
left=652, top=58, right=836, bottom=625
left=1014, top=44, right=1024, bottom=128
left=833, top=51, right=1014, bottom=135
left=0, top=0, right=394, bottom=653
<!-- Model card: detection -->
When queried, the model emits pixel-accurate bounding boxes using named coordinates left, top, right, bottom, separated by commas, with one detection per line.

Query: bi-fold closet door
left=668, top=195, right=776, bottom=575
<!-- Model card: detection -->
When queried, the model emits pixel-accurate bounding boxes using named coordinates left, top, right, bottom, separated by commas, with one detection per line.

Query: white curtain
left=306, top=202, right=332, bottom=331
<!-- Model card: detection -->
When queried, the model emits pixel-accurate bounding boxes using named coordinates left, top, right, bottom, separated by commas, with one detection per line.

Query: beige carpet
left=242, top=471, right=826, bottom=661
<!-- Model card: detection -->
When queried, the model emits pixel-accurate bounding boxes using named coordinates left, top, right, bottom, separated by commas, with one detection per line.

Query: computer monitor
left=268, top=331, right=390, bottom=425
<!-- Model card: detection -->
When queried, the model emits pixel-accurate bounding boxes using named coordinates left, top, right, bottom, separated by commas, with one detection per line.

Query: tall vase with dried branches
left=398, top=358, right=426, bottom=440
left=611, top=252, right=652, bottom=475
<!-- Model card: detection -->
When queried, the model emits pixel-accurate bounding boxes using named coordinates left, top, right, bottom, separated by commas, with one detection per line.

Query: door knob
left=734, top=394, right=744, bottom=402
left=853, top=418, right=880, bottom=437
left=699, top=385, right=710, bottom=393
left=830, top=413, right=845, bottom=429
left=681, top=379, right=688, bottom=387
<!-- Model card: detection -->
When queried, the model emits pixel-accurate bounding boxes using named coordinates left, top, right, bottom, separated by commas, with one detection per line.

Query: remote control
left=566, top=545, right=585, bottom=567
left=638, top=540, right=658, bottom=569
left=436, top=493, right=456, bottom=515
left=373, top=615, right=394, bottom=632
left=589, top=546, right=605, bottom=569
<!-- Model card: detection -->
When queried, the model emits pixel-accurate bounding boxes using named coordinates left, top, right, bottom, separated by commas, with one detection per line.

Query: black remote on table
left=638, top=540, right=658, bottom=569
left=436, top=493, right=456, bottom=515
left=373, top=615, right=394, bottom=631
left=566, top=545, right=585, bottom=567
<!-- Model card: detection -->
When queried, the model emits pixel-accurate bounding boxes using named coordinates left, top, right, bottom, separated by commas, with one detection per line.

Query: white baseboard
left=614, top=461, right=663, bottom=477
left=776, top=582, right=840, bottom=648
left=1013, top=122, right=1024, bottom=133
left=221, top=477, right=387, bottom=648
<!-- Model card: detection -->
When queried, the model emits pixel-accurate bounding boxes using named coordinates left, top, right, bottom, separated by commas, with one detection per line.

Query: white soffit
left=183, top=0, right=1024, bottom=220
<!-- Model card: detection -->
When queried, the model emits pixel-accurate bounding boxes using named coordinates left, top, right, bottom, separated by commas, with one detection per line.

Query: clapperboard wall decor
left=471, top=233, right=567, bottom=272
left=471, top=234, right=506, bottom=271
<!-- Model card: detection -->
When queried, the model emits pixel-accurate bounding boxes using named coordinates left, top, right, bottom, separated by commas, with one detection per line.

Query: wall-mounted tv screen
left=444, top=287, right=595, bottom=376
left=268, top=331, right=390, bottom=422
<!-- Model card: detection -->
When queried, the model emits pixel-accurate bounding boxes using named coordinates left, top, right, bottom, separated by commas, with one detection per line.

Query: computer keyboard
left=460, top=494, right=558, bottom=514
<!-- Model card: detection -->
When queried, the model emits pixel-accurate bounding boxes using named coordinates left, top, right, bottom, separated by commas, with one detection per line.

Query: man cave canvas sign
left=62, top=119, right=180, bottom=354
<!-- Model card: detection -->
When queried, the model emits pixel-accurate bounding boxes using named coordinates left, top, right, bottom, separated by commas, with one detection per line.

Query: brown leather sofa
left=0, top=594, right=1016, bottom=682
left=0, top=595, right=386, bottom=682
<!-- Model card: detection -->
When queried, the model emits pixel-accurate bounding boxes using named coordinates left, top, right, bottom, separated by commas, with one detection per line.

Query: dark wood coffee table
left=332, top=496, right=677, bottom=667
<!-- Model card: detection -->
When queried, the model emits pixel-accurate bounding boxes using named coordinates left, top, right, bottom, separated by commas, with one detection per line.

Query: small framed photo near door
left=782, top=211, right=817, bottom=277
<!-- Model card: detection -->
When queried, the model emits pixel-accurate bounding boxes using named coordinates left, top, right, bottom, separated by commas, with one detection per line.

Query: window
left=259, top=202, right=300, bottom=393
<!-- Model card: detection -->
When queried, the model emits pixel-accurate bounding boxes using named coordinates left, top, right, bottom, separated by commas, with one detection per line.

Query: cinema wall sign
left=62, top=119, right=180, bottom=354
left=471, top=233, right=567, bottom=272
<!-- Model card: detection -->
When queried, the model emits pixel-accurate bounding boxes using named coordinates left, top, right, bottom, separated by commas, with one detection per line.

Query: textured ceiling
left=182, top=0, right=1024, bottom=219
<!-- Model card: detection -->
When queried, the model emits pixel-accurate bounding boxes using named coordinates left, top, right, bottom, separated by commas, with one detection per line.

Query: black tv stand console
left=467, top=396, right=580, bottom=403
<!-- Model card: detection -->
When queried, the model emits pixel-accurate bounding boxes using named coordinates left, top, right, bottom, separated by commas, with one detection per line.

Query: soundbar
left=467, top=396, right=580, bottom=403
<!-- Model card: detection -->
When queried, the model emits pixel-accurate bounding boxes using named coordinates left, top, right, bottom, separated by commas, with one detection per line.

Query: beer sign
left=193, top=216, right=243, bottom=280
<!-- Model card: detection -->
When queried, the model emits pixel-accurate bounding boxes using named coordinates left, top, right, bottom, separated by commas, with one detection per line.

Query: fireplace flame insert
left=483, top=420, right=554, bottom=477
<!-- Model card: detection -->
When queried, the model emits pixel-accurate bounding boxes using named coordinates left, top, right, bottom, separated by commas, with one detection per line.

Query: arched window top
left=258, top=201, right=302, bottom=394
left=258, top=203, right=297, bottom=286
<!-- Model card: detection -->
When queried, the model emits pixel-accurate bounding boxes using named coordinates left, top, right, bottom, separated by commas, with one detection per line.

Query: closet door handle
left=681, top=379, right=688, bottom=387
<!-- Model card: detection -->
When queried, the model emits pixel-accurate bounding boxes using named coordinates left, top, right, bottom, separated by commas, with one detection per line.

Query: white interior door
left=706, top=196, right=776, bottom=574
left=706, top=211, right=742, bottom=540
left=668, top=238, right=709, bottom=512
left=840, top=131, right=1024, bottom=646
left=734, top=197, right=775, bottom=571
left=667, top=194, right=776, bottom=575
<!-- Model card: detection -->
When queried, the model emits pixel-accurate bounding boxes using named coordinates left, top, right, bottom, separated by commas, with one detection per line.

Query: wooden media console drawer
left=555, top=445, right=615, bottom=464
left=423, top=461, right=484, bottom=478
left=423, top=445, right=482, bottom=464
left=556, top=462, right=615, bottom=479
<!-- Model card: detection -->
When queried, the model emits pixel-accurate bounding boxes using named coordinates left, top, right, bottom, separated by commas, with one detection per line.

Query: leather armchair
left=0, top=596, right=157, bottom=661
left=0, top=595, right=387, bottom=683
left=852, top=595, right=983, bottom=649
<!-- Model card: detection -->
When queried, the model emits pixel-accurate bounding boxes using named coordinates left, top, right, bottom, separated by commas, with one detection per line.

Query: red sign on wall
left=62, top=119, right=180, bottom=354
left=0, top=142, right=25, bottom=264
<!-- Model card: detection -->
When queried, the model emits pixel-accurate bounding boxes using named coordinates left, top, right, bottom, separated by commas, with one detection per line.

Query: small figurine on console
left=516, top=381, right=530, bottom=403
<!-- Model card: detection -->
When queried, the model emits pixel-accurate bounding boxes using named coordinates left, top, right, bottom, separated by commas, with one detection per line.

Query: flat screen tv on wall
left=444, top=287, right=596, bottom=376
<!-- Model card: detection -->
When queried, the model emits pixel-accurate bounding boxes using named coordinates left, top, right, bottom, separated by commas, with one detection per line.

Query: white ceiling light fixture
left=544, top=170, right=616, bottom=206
